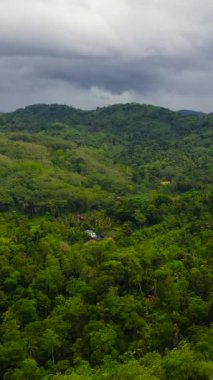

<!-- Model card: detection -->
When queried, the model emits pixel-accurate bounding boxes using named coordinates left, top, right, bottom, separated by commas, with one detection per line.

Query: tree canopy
left=0, top=103, right=212, bottom=379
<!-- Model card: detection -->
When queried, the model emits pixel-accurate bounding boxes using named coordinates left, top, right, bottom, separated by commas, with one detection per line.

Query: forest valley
left=0, top=103, right=212, bottom=379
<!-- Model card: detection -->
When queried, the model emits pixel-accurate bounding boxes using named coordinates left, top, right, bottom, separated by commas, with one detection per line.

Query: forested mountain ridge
left=178, top=109, right=206, bottom=116
left=0, top=103, right=212, bottom=379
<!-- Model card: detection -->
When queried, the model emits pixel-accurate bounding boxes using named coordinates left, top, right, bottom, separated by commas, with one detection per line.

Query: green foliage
left=0, top=103, right=212, bottom=379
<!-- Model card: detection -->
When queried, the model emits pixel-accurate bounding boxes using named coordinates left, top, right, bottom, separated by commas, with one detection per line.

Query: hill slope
left=0, top=103, right=212, bottom=379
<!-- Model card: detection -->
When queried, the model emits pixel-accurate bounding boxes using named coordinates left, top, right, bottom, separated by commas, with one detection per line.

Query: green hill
left=0, top=103, right=212, bottom=379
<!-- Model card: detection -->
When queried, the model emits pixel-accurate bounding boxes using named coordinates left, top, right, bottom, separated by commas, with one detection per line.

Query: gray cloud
left=0, top=0, right=213, bottom=112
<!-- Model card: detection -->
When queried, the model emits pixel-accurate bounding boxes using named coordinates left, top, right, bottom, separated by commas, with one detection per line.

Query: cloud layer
left=0, top=0, right=213, bottom=112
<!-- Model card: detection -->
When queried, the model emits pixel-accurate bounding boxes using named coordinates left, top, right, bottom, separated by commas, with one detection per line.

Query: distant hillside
left=0, top=102, right=212, bottom=210
left=178, top=109, right=206, bottom=116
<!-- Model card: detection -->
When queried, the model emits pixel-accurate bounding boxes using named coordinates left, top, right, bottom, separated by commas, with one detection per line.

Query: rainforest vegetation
left=0, top=103, right=212, bottom=379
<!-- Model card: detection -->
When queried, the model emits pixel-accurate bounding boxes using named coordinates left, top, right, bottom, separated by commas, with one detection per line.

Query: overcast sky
left=0, top=0, right=213, bottom=112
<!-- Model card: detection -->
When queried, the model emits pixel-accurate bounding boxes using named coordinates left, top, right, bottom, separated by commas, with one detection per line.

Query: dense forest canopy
left=0, top=103, right=212, bottom=379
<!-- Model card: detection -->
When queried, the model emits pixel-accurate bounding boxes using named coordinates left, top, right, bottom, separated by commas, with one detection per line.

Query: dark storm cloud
left=33, top=56, right=163, bottom=93
left=0, top=0, right=213, bottom=112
